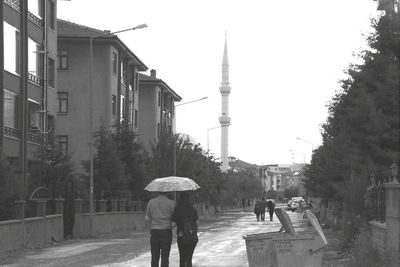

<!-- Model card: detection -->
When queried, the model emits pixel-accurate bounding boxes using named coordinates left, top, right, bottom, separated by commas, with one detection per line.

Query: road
left=0, top=206, right=304, bottom=267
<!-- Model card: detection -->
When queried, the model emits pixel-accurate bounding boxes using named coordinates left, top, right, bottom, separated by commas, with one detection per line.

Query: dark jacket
left=172, top=206, right=198, bottom=234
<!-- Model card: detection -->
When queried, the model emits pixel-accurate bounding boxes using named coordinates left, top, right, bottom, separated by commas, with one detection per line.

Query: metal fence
left=368, top=181, right=386, bottom=222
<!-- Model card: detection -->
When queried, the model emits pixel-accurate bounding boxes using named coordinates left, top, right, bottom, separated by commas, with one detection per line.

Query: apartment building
left=138, top=70, right=181, bottom=152
left=1, top=0, right=58, bottom=190
left=56, top=19, right=147, bottom=170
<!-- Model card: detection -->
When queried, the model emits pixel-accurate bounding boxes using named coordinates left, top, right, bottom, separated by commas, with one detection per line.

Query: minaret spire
left=219, top=32, right=231, bottom=172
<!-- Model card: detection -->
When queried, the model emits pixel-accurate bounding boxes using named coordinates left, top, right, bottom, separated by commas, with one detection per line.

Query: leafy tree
left=30, top=143, right=76, bottom=199
left=112, top=123, right=147, bottom=200
left=0, top=157, right=19, bottom=220
left=283, top=187, right=298, bottom=199
left=304, top=12, right=399, bottom=200
left=92, top=126, right=127, bottom=199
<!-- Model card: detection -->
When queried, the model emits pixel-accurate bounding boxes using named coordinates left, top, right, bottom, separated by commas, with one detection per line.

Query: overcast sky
left=58, top=0, right=380, bottom=165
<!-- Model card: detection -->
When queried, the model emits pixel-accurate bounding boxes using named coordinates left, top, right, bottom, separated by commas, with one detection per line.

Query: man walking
left=145, top=192, right=176, bottom=267
left=267, top=199, right=275, bottom=221
left=259, top=197, right=267, bottom=221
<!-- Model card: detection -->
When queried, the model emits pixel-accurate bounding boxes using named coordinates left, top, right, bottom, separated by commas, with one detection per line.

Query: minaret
left=219, top=33, right=231, bottom=172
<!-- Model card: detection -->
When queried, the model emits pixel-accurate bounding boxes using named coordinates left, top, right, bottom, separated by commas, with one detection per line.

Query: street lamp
left=296, top=137, right=315, bottom=163
left=173, top=97, right=208, bottom=176
left=289, top=149, right=306, bottom=164
left=88, top=23, right=147, bottom=236
left=207, top=124, right=231, bottom=154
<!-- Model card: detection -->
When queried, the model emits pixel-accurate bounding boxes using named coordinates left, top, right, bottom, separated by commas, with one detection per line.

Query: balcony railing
left=4, top=125, right=20, bottom=138
left=4, top=126, right=42, bottom=144
left=4, top=0, right=20, bottom=12
left=4, top=0, right=44, bottom=28
left=27, top=131, right=42, bottom=144
left=28, top=73, right=44, bottom=87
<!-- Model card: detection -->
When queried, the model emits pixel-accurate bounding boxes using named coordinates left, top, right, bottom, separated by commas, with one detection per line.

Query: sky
left=58, top=0, right=380, bottom=165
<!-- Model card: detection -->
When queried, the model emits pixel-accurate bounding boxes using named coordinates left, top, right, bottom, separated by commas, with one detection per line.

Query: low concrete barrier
left=73, top=211, right=147, bottom=238
left=0, top=215, right=63, bottom=253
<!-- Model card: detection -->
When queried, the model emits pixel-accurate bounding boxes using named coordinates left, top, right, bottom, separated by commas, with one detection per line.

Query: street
left=0, top=207, right=305, bottom=267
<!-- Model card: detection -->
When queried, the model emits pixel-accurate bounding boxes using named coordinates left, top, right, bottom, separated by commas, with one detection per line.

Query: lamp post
left=173, top=97, right=208, bottom=176
left=88, top=23, right=147, bottom=236
left=289, top=149, right=306, bottom=164
left=207, top=124, right=231, bottom=154
left=296, top=137, right=315, bottom=163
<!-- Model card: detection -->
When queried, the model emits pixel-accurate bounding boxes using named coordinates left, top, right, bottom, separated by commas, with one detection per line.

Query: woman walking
left=172, top=192, right=199, bottom=267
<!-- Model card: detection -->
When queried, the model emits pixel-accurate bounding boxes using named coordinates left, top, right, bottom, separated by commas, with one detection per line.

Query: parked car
left=287, top=197, right=305, bottom=211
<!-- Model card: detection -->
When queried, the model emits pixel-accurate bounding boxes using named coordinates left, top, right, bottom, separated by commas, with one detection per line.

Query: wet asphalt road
left=0, top=206, right=302, bottom=267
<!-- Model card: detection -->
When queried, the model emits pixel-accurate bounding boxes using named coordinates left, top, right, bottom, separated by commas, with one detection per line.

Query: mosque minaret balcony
left=219, top=115, right=231, bottom=125
left=219, top=85, right=231, bottom=95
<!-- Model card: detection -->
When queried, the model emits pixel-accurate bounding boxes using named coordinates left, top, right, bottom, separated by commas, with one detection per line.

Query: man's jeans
left=151, top=229, right=172, bottom=267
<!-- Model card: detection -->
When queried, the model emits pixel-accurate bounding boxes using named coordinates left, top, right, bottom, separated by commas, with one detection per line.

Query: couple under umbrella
left=145, top=176, right=200, bottom=267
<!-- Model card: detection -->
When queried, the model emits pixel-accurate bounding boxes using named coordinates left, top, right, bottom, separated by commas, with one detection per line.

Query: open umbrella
left=144, top=176, right=200, bottom=192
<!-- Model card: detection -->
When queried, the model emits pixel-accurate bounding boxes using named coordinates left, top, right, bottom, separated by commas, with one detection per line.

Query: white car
left=287, top=197, right=305, bottom=211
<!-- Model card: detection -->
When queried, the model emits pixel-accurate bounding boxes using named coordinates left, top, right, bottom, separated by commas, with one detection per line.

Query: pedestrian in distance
left=172, top=192, right=199, bottom=267
left=267, top=199, right=275, bottom=221
left=145, top=191, right=176, bottom=267
left=254, top=199, right=261, bottom=221
left=259, top=197, right=267, bottom=221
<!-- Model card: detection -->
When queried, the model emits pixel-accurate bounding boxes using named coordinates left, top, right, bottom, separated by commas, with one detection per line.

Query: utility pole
left=0, top=0, right=4, bottom=157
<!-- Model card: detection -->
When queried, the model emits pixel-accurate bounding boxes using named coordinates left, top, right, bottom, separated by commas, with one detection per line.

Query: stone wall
left=368, top=220, right=387, bottom=255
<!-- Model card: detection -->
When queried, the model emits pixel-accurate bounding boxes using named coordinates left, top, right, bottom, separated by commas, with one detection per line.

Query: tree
left=304, top=12, right=399, bottom=199
left=29, top=143, right=76, bottom=199
left=0, top=157, right=19, bottom=220
left=92, top=126, right=127, bottom=199
left=112, top=123, right=147, bottom=200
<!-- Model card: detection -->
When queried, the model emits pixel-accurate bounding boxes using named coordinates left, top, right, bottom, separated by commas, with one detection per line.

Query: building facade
left=56, top=19, right=147, bottom=170
left=1, top=0, right=58, bottom=194
left=138, top=70, right=181, bottom=152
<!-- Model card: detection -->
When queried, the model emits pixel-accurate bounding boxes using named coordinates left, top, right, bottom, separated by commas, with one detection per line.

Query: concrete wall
left=0, top=215, right=63, bottom=253
left=73, top=211, right=148, bottom=238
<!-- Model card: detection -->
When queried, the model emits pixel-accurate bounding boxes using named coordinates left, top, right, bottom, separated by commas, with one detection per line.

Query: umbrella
left=144, top=176, right=200, bottom=192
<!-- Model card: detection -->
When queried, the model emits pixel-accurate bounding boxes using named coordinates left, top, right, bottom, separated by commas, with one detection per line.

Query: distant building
left=56, top=19, right=147, bottom=170
left=138, top=70, right=181, bottom=152
left=2, top=0, right=58, bottom=192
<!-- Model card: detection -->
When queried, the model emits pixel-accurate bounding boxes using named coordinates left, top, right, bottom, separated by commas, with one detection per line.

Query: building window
left=57, top=50, right=68, bottom=70
left=120, top=95, right=126, bottom=121
left=158, top=91, right=161, bottom=107
left=56, top=135, right=68, bottom=154
left=128, top=100, right=133, bottom=124
left=112, top=52, right=117, bottom=74
left=112, top=95, right=117, bottom=116
left=4, top=90, right=18, bottom=128
left=157, top=123, right=160, bottom=138
left=4, top=22, right=20, bottom=75
left=48, top=57, right=55, bottom=87
left=49, top=1, right=55, bottom=30
left=134, top=109, right=138, bottom=128
left=57, top=92, right=68, bottom=113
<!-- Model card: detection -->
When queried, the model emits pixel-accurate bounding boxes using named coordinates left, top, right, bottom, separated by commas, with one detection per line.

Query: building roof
left=139, top=73, right=182, bottom=101
left=57, top=19, right=148, bottom=71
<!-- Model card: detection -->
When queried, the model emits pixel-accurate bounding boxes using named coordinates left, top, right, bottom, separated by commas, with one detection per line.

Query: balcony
left=3, top=126, right=42, bottom=145
left=28, top=73, right=44, bottom=87
left=4, top=0, right=44, bottom=28
left=4, top=125, right=19, bottom=139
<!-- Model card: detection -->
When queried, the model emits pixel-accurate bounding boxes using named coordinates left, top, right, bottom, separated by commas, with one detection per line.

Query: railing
left=27, top=11, right=44, bottom=27
left=4, top=0, right=20, bottom=12
left=28, top=73, right=44, bottom=87
left=4, top=126, right=20, bottom=138
left=368, top=181, right=386, bottom=222
left=4, top=0, right=44, bottom=28
left=27, top=131, right=42, bottom=144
